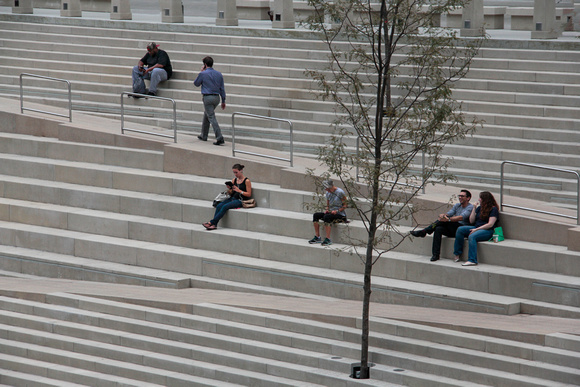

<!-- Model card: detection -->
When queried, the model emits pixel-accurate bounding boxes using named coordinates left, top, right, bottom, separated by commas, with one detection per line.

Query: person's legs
left=210, top=198, right=242, bottom=226
left=411, top=220, right=439, bottom=237
left=466, top=229, right=494, bottom=264
left=148, top=68, right=168, bottom=94
left=453, top=226, right=474, bottom=258
left=309, top=212, right=325, bottom=243
left=320, top=213, right=346, bottom=244
left=132, top=65, right=147, bottom=94
left=200, top=105, right=211, bottom=140
left=312, top=213, right=324, bottom=237
left=432, top=223, right=459, bottom=259
left=203, top=94, right=223, bottom=141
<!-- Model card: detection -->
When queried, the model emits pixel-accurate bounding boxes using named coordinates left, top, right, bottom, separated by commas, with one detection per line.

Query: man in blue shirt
left=194, top=56, right=226, bottom=145
left=411, top=189, right=474, bottom=262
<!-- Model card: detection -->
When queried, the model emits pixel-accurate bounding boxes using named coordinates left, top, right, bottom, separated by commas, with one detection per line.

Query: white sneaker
left=462, top=261, right=477, bottom=266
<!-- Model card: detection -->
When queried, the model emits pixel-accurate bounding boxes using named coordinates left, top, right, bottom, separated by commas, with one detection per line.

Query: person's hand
left=221, top=102, right=226, bottom=110
left=331, top=210, right=337, bottom=215
left=469, top=228, right=477, bottom=234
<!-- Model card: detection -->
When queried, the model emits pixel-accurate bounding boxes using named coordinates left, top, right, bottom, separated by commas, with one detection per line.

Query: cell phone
left=225, top=181, right=233, bottom=187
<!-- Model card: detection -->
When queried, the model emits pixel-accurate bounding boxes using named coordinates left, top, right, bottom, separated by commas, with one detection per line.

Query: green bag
left=490, top=226, right=504, bottom=242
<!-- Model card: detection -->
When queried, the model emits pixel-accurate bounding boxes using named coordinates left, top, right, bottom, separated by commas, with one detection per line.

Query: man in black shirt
left=131, top=42, right=173, bottom=96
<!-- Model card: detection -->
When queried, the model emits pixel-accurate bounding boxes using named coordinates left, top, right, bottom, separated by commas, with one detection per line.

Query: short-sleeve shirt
left=447, top=203, right=474, bottom=225
left=327, top=187, right=346, bottom=217
left=140, top=49, right=173, bottom=79
left=474, top=206, right=499, bottom=228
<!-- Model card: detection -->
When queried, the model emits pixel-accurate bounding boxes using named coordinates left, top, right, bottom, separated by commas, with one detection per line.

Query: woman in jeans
left=203, top=163, right=252, bottom=230
left=453, top=191, right=499, bottom=266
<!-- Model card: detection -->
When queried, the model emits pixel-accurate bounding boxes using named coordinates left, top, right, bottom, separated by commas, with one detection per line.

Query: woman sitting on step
left=203, top=163, right=252, bottom=230
left=453, top=191, right=499, bottom=267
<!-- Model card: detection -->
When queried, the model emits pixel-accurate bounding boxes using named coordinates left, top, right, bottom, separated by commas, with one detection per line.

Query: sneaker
left=308, top=236, right=322, bottom=244
left=321, top=238, right=332, bottom=246
left=462, top=261, right=477, bottom=266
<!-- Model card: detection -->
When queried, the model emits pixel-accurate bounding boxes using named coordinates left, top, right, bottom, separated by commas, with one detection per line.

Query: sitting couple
left=411, top=190, right=499, bottom=266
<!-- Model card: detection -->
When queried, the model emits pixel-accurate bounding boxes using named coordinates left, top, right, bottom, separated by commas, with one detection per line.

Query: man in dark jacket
left=131, top=42, right=173, bottom=96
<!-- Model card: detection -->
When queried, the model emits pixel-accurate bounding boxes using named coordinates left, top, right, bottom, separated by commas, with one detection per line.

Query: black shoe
left=410, top=230, right=427, bottom=238
left=430, top=255, right=440, bottom=262
left=147, top=91, right=156, bottom=96
left=129, top=93, right=143, bottom=99
left=213, top=139, right=225, bottom=146
left=197, top=135, right=207, bottom=141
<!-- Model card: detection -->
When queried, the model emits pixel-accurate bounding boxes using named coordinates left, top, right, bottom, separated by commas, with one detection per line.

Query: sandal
left=205, top=224, right=217, bottom=230
left=202, top=222, right=212, bottom=229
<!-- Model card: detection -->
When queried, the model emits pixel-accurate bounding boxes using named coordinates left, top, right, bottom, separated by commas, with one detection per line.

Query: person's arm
left=220, top=75, right=226, bottom=109
left=193, top=71, right=203, bottom=87
left=469, top=205, right=477, bottom=224
left=243, top=179, right=252, bottom=198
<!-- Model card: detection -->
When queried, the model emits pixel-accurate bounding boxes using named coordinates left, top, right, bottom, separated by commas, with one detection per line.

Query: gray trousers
left=200, top=94, right=223, bottom=141
left=132, top=65, right=167, bottom=94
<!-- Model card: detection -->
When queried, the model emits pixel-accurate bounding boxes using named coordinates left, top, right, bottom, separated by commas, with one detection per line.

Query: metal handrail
left=231, top=112, right=293, bottom=166
left=20, top=73, right=72, bottom=122
left=121, top=92, right=177, bottom=143
left=500, top=161, right=580, bottom=224
left=355, top=135, right=426, bottom=194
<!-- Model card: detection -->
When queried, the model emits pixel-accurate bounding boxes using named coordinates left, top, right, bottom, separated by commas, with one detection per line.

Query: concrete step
left=0, top=339, right=284, bottom=387
left=0, top=301, right=406, bottom=386
left=0, top=368, right=88, bottom=387
left=0, top=353, right=166, bottom=387
left=0, top=294, right=572, bottom=387
left=27, top=293, right=580, bottom=386
left=62, top=295, right=580, bottom=376
left=0, top=132, right=164, bottom=171
left=0, top=219, right=526, bottom=315
left=3, top=218, right=579, bottom=317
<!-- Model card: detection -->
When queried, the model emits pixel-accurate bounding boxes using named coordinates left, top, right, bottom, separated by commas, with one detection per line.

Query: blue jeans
left=211, top=197, right=242, bottom=226
left=200, top=94, right=223, bottom=141
left=132, top=65, right=167, bottom=94
left=453, top=226, right=494, bottom=264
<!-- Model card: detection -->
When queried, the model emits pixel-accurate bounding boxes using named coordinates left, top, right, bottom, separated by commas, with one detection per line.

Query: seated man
left=410, top=189, right=473, bottom=262
left=308, top=179, right=347, bottom=246
left=131, top=42, right=173, bottom=97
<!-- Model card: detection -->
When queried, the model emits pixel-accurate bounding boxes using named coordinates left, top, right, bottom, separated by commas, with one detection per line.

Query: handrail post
left=120, top=92, right=178, bottom=142
left=20, top=73, right=72, bottom=122
left=231, top=112, right=293, bottom=166
left=500, top=160, right=579, bottom=224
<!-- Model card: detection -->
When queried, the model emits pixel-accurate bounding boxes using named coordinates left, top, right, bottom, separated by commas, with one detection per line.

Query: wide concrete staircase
left=1, top=10, right=580, bottom=208
left=1, top=292, right=579, bottom=387
left=0, top=108, right=578, bottom=384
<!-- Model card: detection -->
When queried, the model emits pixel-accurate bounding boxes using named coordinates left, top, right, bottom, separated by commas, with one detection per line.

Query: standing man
left=308, top=180, right=348, bottom=246
left=411, top=189, right=473, bottom=262
left=194, top=56, right=226, bottom=146
left=131, top=42, right=172, bottom=97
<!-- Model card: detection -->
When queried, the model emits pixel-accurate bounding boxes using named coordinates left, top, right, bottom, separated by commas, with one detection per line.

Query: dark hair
left=232, top=163, right=244, bottom=171
left=461, top=189, right=472, bottom=199
left=202, top=56, right=214, bottom=67
left=479, top=191, right=498, bottom=219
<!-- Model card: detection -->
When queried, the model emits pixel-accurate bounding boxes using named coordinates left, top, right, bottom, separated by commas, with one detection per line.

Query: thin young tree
left=305, top=0, right=484, bottom=379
